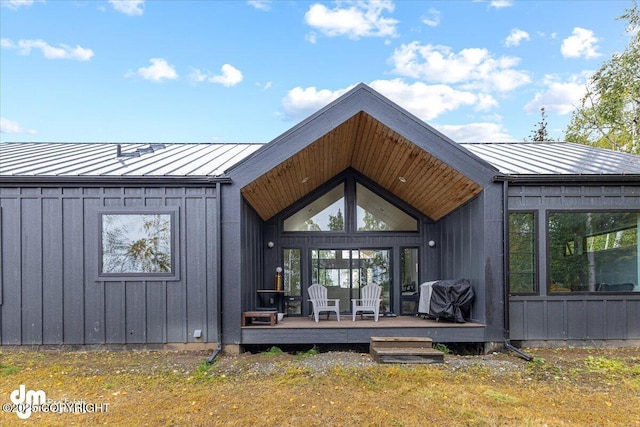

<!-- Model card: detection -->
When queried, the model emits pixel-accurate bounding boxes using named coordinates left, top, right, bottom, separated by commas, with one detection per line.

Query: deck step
left=370, top=336, right=443, bottom=364
left=370, top=347, right=445, bottom=364
left=370, top=336, right=433, bottom=349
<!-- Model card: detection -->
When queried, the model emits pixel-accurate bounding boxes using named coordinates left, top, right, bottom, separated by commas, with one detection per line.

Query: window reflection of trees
left=102, top=214, right=172, bottom=273
left=509, top=213, right=536, bottom=294
left=549, top=212, right=638, bottom=292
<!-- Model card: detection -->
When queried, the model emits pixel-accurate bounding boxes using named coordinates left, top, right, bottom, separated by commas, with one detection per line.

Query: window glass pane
left=284, top=184, right=344, bottom=231
left=102, top=213, right=172, bottom=274
left=549, top=212, right=639, bottom=293
left=283, top=248, right=301, bottom=316
left=509, top=212, right=536, bottom=293
left=311, top=248, right=391, bottom=313
left=401, top=248, right=419, bottom=314
left=283, top=249, right=301, bottom=296
left=355, top=249, right=391, bottom=312
left=356, top=183, right=418, bottom=231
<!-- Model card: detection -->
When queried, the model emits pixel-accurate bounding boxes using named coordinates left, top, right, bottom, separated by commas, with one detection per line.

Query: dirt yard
left=1, top=345, right=639, bottom=426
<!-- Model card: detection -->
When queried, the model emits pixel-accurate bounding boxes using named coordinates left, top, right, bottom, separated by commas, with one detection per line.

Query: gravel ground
left=206, top=348, right=526, bottom=378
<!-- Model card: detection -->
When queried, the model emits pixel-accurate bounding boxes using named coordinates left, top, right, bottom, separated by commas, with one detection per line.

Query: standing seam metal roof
left=0, top=143, right=263, bottom=177
left=1, top=141, right=639, bottom=177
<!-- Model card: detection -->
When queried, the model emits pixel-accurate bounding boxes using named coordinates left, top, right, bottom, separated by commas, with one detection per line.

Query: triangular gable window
left=283, top=179, right=418, bottom=232
left=284, top=183, right=345, bottom=231
left=356, top=183, right=418, bottom=231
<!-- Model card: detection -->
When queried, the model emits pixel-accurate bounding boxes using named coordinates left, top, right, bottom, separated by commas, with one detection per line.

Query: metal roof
left=462, top=141, right=640, bottom=176
left=1, top=141, right=639, bottom=178
left=0, top=143, right=262, bottom=177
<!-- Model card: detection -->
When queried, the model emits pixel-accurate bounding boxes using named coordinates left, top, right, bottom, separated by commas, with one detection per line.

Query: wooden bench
left=242, top=311, right=277, bottom=326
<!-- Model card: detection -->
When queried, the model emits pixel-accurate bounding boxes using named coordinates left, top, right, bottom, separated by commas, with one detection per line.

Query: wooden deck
left=240, top=315, right=486, bottom=345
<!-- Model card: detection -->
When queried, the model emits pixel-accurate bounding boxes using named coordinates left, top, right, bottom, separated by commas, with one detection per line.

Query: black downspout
left=207, top=182, right=224, bottom=364
left=502, top=180, right=533, bottom=361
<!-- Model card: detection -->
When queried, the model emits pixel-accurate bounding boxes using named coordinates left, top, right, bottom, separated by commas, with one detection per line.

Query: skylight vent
left=116, top=143, right=166, bottom=158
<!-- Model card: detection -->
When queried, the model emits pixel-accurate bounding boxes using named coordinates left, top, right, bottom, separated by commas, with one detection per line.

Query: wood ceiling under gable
left=241, top=111, right=483, bottom=221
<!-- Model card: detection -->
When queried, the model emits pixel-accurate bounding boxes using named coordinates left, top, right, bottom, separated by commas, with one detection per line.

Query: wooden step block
left=370, top=336, right=433, bottom=350
left=242, top=311, right=277, bottom=326
left=371, top=347, right=444, bottom=364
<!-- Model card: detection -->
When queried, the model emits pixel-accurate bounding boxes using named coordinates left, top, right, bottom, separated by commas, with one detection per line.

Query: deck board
left=241, top=315, right=484, bottom=329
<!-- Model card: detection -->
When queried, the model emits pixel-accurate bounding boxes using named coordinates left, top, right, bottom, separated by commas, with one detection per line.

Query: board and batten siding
left=437, top=185, right=506, bottom=343
left=0, top=185, right=220, bottom=346
left=508, top=184, right=640, bottom=342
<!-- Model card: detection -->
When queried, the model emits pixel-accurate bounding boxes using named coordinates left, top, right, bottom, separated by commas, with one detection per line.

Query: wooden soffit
left=241, top=112, right=483, bottom=221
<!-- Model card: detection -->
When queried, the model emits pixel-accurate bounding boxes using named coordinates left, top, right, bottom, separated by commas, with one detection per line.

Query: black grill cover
left=428, top=279, right=474, bottom=323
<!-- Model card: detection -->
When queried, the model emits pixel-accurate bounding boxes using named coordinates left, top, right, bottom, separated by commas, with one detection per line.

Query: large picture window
left=548, top=211, right=639, bottom=293
left=509, top=212, right=536, bottom=294
left=99, top=209, right=179, bottom=279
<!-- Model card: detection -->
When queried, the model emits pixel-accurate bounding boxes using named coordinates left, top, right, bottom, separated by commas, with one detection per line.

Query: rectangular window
left=509, top=212, right=536, bottom=294
left=548, top=211, right=639, bottom=293
left=99, top=208, right=179, bottom=279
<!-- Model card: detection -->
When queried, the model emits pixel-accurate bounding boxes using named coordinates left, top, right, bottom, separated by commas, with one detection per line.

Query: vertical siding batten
left=84, top=196, right=104, bottom=344
left=1, top=197, right=22, bottom=343
left=22, top=194, right=43, bottom=344
left=42, top=196, right=63, bottom=343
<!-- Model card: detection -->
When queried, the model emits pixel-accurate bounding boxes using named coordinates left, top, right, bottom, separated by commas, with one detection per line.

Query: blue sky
left=0, top=0, right=633, bottom=144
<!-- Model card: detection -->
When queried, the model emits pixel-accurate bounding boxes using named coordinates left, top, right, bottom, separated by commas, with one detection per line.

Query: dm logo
left=10, top=385, right=46, bottom=420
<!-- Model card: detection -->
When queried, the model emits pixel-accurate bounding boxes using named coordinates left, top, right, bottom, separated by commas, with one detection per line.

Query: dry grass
left=1, top=346, right=639, bottom=426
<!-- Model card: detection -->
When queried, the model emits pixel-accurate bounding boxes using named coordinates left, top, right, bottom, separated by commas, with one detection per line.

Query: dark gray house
left=1, top=84, right=639, bottom=352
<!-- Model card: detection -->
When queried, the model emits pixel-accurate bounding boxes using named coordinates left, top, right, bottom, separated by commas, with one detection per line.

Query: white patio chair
left=308, top=283, right=340, bottom=322
left=352, top=283, right=382, bottom=321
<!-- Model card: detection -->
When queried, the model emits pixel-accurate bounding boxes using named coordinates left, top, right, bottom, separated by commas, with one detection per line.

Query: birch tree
left=565, top=0, right=640, bottom=153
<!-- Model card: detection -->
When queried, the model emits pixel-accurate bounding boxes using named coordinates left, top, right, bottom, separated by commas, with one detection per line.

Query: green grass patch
left=484, top=389, right=518, bottom=404
left=262, top=346, right=284, bottom=356
left=0, top=362, right=18, bottom=376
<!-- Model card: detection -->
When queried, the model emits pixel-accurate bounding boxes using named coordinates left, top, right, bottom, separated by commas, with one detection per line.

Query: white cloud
left=128, top=58, right=178, bottom=82
left=282, top=86, right=355, bottom=120
left=0, top=38, right=94, bottom=61
left=305, top=32, right=318, bottom=44
left=421, top=8, right=440, bottom=27
left=505, top=28, right=530, bottom=47
left=389, top=42, right=530, bottom=92
left=1, top=0, right=37, bottom=9
left=108, top=0, right=144, bottom=16
left=490, top=0, right=513, bottom=8
left=561, top=27, right=600, bottom=59
left=190, top=64, right=243, bottom=87
left=475, top=93, right=499, bottom=111
left=304, top=0, right=398, bottom=40
left=523, top=74, right=586, bottom=115
left=247, top=0, right=271, bottom=11
left=0, top=117, right=37, bottom=135
left=436, top=122, right=514, bottom=142
left=281, top=79, right=492, bottom=122
left=211, top=64, right=243, bottom=87
left=369, top=79, right=478, bottom=120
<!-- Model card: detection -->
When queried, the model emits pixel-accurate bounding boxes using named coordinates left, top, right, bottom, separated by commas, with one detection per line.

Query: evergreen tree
left=528, top=107, right=551, bottom=142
